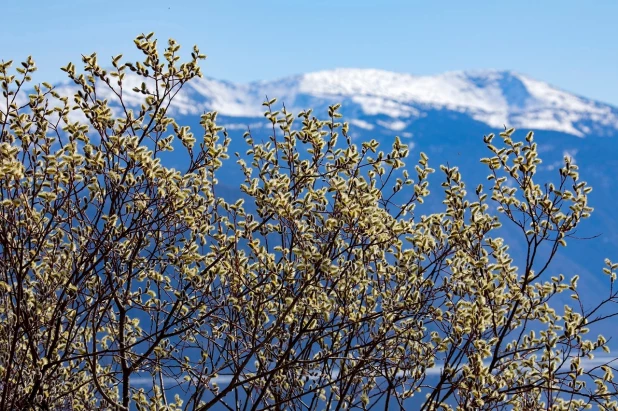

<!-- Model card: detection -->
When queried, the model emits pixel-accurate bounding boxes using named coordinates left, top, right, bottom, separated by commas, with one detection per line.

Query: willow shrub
left=0, top=35, right=617, bottom=410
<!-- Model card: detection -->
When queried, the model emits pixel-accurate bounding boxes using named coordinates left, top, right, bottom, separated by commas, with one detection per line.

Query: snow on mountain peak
left=173, top=67, right=616, bottom=137
left=290, top=68, right=617, bottom=137
left=41, top=68, right=618, bottom=138
left=298, top=68, right=504, bottom=112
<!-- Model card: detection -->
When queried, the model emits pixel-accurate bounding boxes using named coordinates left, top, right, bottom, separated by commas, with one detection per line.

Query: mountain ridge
left=46, top=68, right=618, bottom=138
left=161, top=68, right=618, bottom=138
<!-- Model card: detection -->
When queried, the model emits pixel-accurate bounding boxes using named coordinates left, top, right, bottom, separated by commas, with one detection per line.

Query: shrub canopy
left=0, top=35, right=617, bottom=410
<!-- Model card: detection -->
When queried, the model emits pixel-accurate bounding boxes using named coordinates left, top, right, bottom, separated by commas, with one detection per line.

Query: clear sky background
left=1, top=0, right=617, bottom=105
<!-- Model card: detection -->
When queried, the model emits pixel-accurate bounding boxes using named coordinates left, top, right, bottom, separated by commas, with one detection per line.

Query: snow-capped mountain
left=49, top=68, right=618, bottom=139
left=134, top=68, right=618, bottom=138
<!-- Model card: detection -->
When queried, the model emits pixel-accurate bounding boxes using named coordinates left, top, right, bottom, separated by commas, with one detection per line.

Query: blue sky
left=2, top=0, right=617, bottom=105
